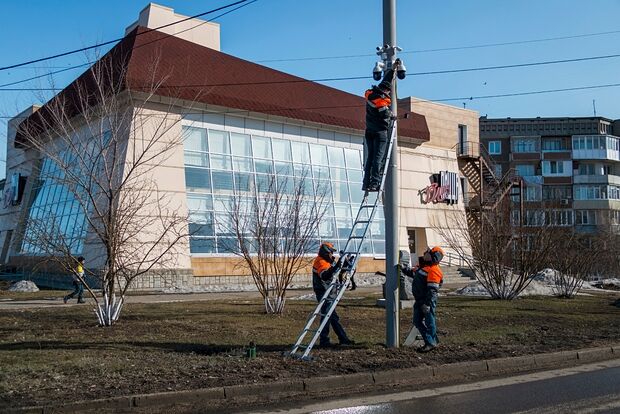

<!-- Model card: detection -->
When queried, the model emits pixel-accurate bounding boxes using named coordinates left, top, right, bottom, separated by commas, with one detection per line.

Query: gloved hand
left=421, top=304, right=431, bottom=315
left=333, top=255, right=344, bottom=271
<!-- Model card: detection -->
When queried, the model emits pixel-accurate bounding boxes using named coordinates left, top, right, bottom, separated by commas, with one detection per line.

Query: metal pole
left=383, top=0, right=399, bottom=348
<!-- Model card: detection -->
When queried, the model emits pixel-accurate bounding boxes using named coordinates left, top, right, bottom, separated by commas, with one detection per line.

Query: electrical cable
left=4, top=51, right=620, bottom=91
left=0, top=0, right=254, bottom=72
left=0, top=0, right=258, bottom=89
left=256, top=29, right=620, bottom=63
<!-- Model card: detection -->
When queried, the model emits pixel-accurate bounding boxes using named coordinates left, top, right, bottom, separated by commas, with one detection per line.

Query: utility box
left=379, top=249, right=414, bottom=304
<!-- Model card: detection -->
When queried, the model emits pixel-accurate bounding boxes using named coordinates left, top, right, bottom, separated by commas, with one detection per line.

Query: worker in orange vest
left=362, top=60, right=401, bottom=192
left=402, top=246, right=444, bottom=352
left=312, top=242, right=354, bottom=347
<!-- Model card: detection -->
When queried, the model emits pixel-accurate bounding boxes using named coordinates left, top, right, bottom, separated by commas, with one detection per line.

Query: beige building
left=0, top=4, right=475, bottom=288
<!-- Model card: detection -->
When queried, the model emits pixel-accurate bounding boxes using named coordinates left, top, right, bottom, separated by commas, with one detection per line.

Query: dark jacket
left=364, top=70, right=394, bottom=133
left=403, top=264, right=443, bottom=304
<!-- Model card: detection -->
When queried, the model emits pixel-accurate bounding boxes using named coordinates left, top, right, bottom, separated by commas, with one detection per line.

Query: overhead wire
left=3, top=49, right=620, bottom=92
left=256, top=29, right=620, bottom=63
left=0, top=0, right=258, bottom=89
left=0, top=0, right=255, bottom=72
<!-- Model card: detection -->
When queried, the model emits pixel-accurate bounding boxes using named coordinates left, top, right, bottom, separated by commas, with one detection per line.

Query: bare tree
left=17, top=51, right=191, bottom=325
left=226, top=171, right=329, bottom=314
left=542, top=229, right=592, bottom=298
left=434, top=199, right=555, bottom=299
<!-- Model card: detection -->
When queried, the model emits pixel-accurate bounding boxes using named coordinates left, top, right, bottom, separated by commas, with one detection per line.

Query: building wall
left=0, top=106, right=40, bottom=264
left=125, top=3, right=220, bottom=51
left=3, top=98, right=477, bottom=287
left=400, top=99, right=479, bottom=258
left=119, top=104, right=192, bottom=271
left=176, top=98, right=476, bottom=283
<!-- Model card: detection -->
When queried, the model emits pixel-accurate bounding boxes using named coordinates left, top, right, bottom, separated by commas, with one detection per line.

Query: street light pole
left=383, top=0, right=399, bottom=348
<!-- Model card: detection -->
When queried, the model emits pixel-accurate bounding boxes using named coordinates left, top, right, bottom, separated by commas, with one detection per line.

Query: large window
left=542, top=139, right=565, bottom=152
left=515, top=164, right=535, bottom=177
left=575, top=210, right=597, bottom=225
left=574, top=185, right=620, bottom=200
left=182, top=125, right=380, bottom=255
left=512, top=138, right=537, bottom=153
left=543, top=185, right=572, bottom=201
left=542, top=160, right=571, bottom=176
left=21, top=156, right=88, bottom=255
left=488, top=141, right=501, bottom=155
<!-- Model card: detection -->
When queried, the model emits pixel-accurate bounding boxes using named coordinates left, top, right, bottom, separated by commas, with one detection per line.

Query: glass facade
left=21, top=156, right=88, bottom=255
left=182, top=125, right=385, bottom=255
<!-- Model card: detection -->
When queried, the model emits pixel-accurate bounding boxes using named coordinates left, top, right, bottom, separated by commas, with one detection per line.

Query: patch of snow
left=452, top=268, right=617, bottom=298
left=8, top=280, right=39, bottom=293
left=452, top=279, right=555, bottom=297
left=162, top=284, right=256, bottom=294
left=592, top=278, right=620, bottom=290
left=290, top=293, right=316, bottom=301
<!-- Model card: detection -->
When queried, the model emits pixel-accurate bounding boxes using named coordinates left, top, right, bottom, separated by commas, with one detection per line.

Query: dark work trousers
left=65, top=281, right=84, bottom=302
left=315, top=292, right=349, bottom=345
left=363, top=129, right=389, bottom=189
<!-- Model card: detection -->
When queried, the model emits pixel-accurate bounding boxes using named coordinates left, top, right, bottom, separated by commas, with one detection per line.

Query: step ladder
left=289, top=119, right=398, bottom=361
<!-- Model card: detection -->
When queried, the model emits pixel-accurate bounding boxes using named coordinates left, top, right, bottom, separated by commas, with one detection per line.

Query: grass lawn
left=1, top=292, right=619, bottom=409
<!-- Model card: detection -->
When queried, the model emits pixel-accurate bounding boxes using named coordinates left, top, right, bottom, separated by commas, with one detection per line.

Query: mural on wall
left=420, top=171, right=459, bottom=205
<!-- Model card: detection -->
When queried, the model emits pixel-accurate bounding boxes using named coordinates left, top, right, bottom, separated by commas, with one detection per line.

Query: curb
left=9, top=344, right=618, bottom=413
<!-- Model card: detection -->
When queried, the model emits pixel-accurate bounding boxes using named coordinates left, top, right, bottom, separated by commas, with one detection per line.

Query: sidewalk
left=0, top=283, right=473, bottom=310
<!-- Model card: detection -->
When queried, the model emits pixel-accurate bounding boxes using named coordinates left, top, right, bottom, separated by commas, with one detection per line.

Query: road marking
left=249, top=359, right=620, bottom=414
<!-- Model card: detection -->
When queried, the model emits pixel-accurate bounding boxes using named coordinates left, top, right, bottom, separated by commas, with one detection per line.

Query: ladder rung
left=353, top=220, right=370, bottom=225
left=359, top=205, right=374, bottom=209
left=349, top=236, right=364, bottom=239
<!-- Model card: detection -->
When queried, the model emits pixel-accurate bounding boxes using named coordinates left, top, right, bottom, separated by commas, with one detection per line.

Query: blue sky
left=2, top=0, right=620, bottom=175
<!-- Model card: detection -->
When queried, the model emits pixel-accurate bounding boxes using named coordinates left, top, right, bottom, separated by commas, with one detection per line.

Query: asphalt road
left=252, top=359, right=620, bottom=414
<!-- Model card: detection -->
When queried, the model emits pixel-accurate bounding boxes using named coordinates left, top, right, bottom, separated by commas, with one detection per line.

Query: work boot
left=349, top=278, right=357, bottom=291
left=339, top=338, right=355, bottom=346
left=77, top=299, right=85, bottom=304
left=417, top=343, right=436, bottom=353
left=63, top=296, right=68, bottom=304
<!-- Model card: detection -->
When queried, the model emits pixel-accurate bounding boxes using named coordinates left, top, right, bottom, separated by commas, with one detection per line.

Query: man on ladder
left=312, top=242, right=355, bottom=347
left=362, top=60, right=401, bottom=192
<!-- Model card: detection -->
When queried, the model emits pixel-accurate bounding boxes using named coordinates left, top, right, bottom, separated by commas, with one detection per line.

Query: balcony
left=573, top=174, right=620, bottom=185
left=572, top=135, right=620, bottom=161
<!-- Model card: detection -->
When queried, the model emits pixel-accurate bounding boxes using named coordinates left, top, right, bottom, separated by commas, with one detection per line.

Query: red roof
left=17, top=26, right=429, bottom=145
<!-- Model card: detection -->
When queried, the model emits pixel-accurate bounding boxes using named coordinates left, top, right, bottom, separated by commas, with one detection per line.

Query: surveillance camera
left=396, top=60, right=407, bottom=80
left=372, top=61, right=385, bottom=81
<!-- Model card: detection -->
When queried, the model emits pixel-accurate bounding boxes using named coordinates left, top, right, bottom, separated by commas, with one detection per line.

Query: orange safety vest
left=365, top=89, right=391, bottom=112
left=422, top=263, right=443, bottom=286
left=312, top=256, right=332, bottom=279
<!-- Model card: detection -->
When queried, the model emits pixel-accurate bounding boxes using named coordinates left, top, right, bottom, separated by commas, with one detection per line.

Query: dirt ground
left=1, top=292, right=619, bottom=409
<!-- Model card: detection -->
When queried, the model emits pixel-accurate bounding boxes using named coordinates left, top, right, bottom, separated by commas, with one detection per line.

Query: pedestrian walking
left=64, top=256, right=85, bottom=304
left=401, top=246, right=444, bottom=352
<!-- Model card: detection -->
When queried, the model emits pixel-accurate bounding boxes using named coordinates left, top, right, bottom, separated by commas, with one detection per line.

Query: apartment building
left=480, top=116, right=620, bottom=233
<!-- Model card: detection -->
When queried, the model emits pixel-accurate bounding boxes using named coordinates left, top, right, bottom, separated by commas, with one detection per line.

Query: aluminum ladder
left=289, top=119, right=398, bottom=361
